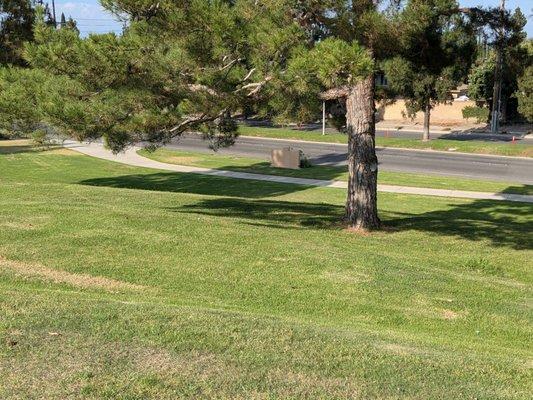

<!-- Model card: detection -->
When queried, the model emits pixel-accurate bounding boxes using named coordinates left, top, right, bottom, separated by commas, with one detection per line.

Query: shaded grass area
left=138, top=147, right=533, bottom=195
left=238, top=126, right=533, bottom=157
left=0, top=139, right=59, bottom=154
left=1, top=141, right=532, bottom=399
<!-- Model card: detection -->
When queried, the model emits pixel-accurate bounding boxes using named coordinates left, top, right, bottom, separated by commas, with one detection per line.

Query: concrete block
left=271, top=147, right=300, bottom=169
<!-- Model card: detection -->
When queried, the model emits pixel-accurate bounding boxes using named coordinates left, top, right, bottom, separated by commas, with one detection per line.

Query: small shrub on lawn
left=299, top=151, right=312, bottom=168
left=462, top=106, right=489, bottom=123
left=31, top=130, right=53, bottom=148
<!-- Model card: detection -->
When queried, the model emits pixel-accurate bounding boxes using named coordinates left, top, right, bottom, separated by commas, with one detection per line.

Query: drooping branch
left=168, top=114, right=209, bottom=133
left=319, top=86, right=350, bottom=100
left=167, top=109, right=229, bottom=135
left=237, top=76, right=272, bottom=96
left=186, top=84, right=219, bottom=97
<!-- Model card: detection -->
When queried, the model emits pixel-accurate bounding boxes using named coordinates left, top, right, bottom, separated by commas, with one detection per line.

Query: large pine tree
left=240, top=0, right=397, bottom=229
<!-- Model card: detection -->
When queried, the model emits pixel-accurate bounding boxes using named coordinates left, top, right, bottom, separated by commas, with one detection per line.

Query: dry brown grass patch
left=344, top=224, right=399, bottom=237
left=0, top=139, right=32, bottom=147
left=0, top=256, right=145, bottom=292
left=46, top=148, right=78, bottom=156
left=0, top=222, right=38, bottom=231
left=344, top=226, right=373, bottom=236
left=165, top=155, right=201, bottom=165
left=441, top=309, right=460, bottom=320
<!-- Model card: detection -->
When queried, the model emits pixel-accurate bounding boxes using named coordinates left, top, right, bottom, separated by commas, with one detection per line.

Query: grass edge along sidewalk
left=238, top=126, right=533, bottom=158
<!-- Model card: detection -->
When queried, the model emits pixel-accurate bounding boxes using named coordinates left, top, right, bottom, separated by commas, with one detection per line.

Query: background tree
left=467, top=52, right=496, bottom=107
left=466, top=6, right=526, bottom=129
left=0, top=0, right=35, bottom=66
left=467, top=35, right=529, bottom=124
left=382, top=0, right=476, bottom=141
left=515, top=40, right=533, bottom=122
left=516, top=65, right=532, bottom=122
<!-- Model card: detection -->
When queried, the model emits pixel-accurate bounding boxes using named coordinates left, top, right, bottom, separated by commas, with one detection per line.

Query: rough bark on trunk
left=344, top=76, right=380, bottom=230
left=500, top=95, right=507, bottom=124
left=422, top=103, right=430, bottom=141
left=490, top=41, right=503, bottom=133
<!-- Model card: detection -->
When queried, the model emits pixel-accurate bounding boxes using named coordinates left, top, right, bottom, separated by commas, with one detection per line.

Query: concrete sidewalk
left=64, top=140, right=533, bottom=203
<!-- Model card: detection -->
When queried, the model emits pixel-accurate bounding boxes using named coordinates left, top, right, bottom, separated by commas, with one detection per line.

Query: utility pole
left=490, top=0, right=505, bottom=134
left=322, top=101, right=326, bottom=135
left=51, top=0, right=57, bottom=28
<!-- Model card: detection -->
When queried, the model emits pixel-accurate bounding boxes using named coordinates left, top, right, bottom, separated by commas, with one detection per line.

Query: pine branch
left=319, top=86, right=350, bottom=100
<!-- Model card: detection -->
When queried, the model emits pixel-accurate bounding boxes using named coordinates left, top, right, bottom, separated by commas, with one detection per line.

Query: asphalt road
left=244, top=121, right=531, bottom=142
left=167, top=134, right=533, bottom=184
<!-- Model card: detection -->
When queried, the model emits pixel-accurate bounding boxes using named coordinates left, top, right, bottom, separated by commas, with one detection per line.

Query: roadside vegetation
left=238, top=126, right=533, bottom=157
left=1, top=141, right=532, bottom=398
left=138, top=147, right=533, bottom=195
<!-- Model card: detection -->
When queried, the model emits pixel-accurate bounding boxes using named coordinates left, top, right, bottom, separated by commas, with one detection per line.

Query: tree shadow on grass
left=500, top=185, right=533, bottom=196
left=436, top=133, right=517, bottom=143
left=175, top=197, right=532, bottom=250
left=212, top=162, right=347, bottom=181
left=171, top=198, right=342, bottom=230
left=80, top=171, right=311, bottom=199
left=0, top=140, right=61, bottom=155
left=385, top=199, right=532, bottom=250
left=0, top=143, right=38, bottom=155
left=80, top=171, right=532, bottom=250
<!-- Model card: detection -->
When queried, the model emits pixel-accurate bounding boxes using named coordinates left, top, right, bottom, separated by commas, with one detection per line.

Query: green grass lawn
left=239, top=126, right=533, bottom=157
left=138, top=147, right=533, bottom=195
left=1, top=140, right=532, bottom=399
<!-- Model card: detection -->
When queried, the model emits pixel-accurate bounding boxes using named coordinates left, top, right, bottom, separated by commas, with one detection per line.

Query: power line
left=68, top=18, right=123, bottom=21
left=75, top=24, right=123, bottom=27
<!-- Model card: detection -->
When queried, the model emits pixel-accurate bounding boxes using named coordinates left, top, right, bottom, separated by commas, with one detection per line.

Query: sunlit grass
left=1, top=140, right=532, bottom=398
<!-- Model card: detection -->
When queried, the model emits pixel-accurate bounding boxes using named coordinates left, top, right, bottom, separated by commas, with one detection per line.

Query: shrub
left=462, top=106, right=489, bottom=123
left=299, top=150, right=312, bottom=168
left=31, top=129, right=53, bottom=147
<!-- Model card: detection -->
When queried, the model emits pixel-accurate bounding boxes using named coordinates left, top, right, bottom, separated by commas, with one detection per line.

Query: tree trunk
left=422, top=103, right=430, bottom=141
left=490, top=0, right=505, bottom=133
left=344, top=76, right=380, bottom=230
left=490, top=55, right=502, bottom=133
left=500, top=95, right=507, bottom=124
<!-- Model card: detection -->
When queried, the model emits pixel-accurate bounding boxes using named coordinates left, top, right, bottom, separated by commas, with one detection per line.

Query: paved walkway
left=64, top=141, right=533, bottom=203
